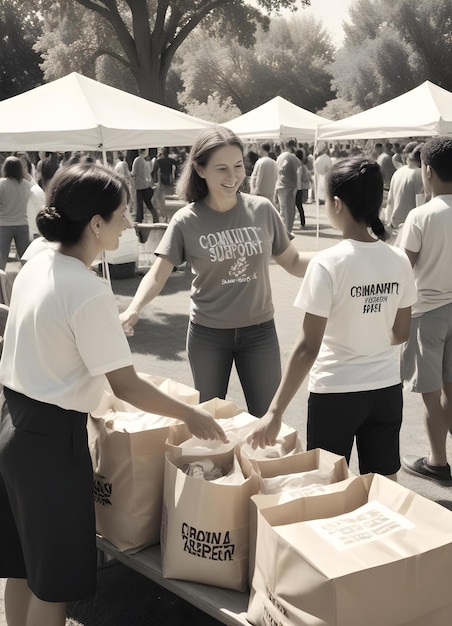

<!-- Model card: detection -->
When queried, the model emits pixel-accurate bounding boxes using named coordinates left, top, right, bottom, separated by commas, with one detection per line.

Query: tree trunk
left=134, top=65, right=166, bottom=104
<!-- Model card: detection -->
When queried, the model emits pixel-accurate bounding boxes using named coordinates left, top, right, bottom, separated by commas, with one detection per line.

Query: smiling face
left=196, top=145, right=245, bottom=211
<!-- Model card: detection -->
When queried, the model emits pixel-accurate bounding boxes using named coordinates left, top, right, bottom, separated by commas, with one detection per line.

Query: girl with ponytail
left=249, top=156, right=417, bottom=480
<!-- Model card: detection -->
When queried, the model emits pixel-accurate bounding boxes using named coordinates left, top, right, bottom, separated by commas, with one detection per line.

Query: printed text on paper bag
left=182, top=523, right=235, bottom=560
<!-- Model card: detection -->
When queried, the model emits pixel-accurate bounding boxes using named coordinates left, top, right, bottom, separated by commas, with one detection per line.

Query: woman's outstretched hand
left=185, top=407, right=229, bottom=442
left=247, top=413, right=281, bottom=449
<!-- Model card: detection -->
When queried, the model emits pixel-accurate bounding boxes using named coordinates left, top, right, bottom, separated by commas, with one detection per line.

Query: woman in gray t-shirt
left=121, top=127, right=314, bottom=417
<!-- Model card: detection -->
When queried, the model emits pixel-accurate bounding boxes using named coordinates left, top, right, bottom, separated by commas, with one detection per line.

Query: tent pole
left=314, top=127, right=320, bottom=249
left=101, top=145, right=107, bottom=167
left=99, top=143, right=110, bottom=284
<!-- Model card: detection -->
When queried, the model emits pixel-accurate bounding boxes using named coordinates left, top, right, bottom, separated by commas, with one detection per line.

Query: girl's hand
left=119, top=308, right=139, bottom=336
left=247, top=413, right=281, bottom=449
left=184, top=408, right=229, bottom=443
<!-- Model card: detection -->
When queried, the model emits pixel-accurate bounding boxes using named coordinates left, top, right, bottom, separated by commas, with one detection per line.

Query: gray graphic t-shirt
left=155, top=193, right=290, bottom=328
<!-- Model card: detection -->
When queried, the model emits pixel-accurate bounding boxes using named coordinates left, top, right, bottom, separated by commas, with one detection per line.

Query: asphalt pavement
left=1, top=201, right=451, bottom=625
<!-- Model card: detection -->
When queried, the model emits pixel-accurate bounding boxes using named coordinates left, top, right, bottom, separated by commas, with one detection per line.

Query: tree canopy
left=0, top=0, right=43, bottom=100
left=28, top=0, right=311, bottom=104
left=332, top=0, right=452, bottom=108
left=176, top=13, right=334, bottom=115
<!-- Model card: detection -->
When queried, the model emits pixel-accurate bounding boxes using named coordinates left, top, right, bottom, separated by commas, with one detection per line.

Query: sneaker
left=288, top=232, right=295, bottom=240
left=401, top=455, right=452, bottom=485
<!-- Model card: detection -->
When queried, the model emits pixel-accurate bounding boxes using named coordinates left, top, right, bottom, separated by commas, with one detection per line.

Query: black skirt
left=0, top=387, right=97, bottom=602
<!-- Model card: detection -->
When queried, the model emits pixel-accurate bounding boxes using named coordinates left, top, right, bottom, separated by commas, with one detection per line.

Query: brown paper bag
left=248, top=448, right=349, bottom=585
left=239, top=422, right=302, bottom=463
left=87, top=377, right=199, bottom=553
left=248, top=473, right=452, bottom=626
left=161, top=433, right=260, bottom=591
left=197, top=397, right=242, bottom=419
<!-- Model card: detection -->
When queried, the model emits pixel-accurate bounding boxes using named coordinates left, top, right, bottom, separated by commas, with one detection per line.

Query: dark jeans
left=295, top=189, right=306, bottom=226
left=136, top=187, right=158, bottom=223
left=187, top=320, right=281, bottom=417
left=0, top=225, right=30, bottom=269
left=276, top=187, right=296, bottom=234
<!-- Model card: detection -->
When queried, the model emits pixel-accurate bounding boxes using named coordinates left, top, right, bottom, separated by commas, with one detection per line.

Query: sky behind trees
left=300, top=0, right=355, bottom=45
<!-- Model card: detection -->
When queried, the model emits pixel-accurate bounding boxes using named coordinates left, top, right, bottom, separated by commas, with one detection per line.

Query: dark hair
left=176, top=126, right=244, bottom=203
left=41, top=153, right=60, bottom=187
left=2, top=156, right=24, bottom=182
left=326, top=156, right=387, bottom=241
left=295, top=148, right=306, bottom=163
left=36, top=163, right=130, bottom=245
left=260, top=143, right=271, bottom=153
left=420, top=136, right=452, bottom=182
left=407, top=144, right=423, bottom=167
left=402, top=141, right=419, bottom=154
left=16, top=152, right=32, bottom=175
left=245, top=150, right=258, bottom=175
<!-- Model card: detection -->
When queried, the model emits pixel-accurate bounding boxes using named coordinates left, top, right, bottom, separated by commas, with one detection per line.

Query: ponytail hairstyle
left=36, top=162, right=130, bottom=246
left=176, top=126, right=244, bottom=203
left=325, top=156, right=387, bottom=241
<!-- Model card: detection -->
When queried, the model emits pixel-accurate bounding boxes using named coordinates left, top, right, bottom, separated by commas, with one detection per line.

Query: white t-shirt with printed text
left=294, top=239, right=417, bottom=393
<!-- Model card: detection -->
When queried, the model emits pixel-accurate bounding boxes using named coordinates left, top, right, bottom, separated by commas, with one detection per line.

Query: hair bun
left=45, top=206, right=60, bottom=218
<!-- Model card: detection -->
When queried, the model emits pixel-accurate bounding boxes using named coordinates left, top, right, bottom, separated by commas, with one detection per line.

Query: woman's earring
left=96, top=231, right=99, bottom=239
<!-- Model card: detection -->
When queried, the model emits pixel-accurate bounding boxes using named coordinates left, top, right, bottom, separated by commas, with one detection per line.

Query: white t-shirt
left=114, top=160, right=130, bottom=178
left=27, top=182, right=46, bottom=237
left=385, top=165, right=423, bottom=227
left=0, top=178, right=31, bottom=226
left=0, top=249, right=133, bottom=412
left=250, top=156, right=278, bottom=200
left=397, top=194, right=452, bottom=317
left=294, top=239, right=417, bottom=393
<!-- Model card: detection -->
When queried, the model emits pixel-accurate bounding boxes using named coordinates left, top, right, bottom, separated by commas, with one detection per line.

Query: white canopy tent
left=223, top=96, right=331, bottom=143
left=317, top=81, right=452, bottom=141
left=0, top=72, right=215, bottom=153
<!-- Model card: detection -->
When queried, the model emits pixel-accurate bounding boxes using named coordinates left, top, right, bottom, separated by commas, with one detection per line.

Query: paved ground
left=1, top=202, right=451, bottom=625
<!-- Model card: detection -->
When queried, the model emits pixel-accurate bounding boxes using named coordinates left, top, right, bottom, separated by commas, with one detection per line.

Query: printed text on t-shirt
left=199, top=227, right=263, bottom=263
left=350, top=282, right=400, bottom=314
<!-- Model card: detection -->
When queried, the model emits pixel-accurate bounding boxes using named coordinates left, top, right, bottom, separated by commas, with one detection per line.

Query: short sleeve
left=270, top=204, right=291, bottom=256
left=397, top=213, right=422, bottom=253
left=71, top=292, right=133, bottom=376
left=396, top=250, right=418, bottom=309
left=293, top=260, right=332, bottom=318
left=154, top=219, right=186, bottom=266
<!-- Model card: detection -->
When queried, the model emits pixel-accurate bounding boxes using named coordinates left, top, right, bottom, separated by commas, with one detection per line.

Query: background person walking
left=399, top=136, right=452, bottom=485
left=131, top=148, right=159, bottom=224
left=0, top=157, right=31, bottom=269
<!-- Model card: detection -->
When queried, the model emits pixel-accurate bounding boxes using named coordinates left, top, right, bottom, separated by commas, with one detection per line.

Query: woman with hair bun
left=0, top=163, right=226, bottom=626
left=249, top=156, right=417, bottom=480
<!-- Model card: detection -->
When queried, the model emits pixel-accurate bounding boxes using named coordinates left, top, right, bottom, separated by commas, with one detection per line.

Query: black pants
left=136, top=187, right=159, bottom=223
left=0, top=388, right=97, bottom=601
left=295, top=190, right=306, bottom=226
